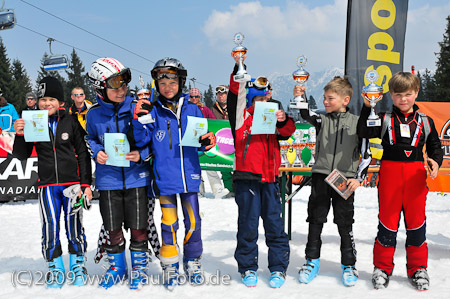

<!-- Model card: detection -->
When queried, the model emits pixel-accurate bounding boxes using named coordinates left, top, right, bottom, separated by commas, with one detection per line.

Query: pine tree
left=66, top=49, right=90, bottom=106
left=433, top=15, right=450, bottom=101
left=422, top=68, right=436, bottom=101
left=10, top=59, right=32, bottom=112
left=203, top=84, right=214, bottom=108
left=0, top=37, right=13, bottom=101
left=308, top=95, right=318, bottom=110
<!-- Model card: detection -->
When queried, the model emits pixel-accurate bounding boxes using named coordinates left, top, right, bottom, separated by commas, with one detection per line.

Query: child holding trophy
left=357, top=71, right=443, bottom=291
left=293, top=76, right=370, bottom=287
left=228, top=46, right=296, bottom=288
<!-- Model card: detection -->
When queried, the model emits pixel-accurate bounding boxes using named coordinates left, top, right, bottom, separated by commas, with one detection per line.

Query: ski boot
left=341, top=264, right=358, bottom=287
left=372, top=267, right=390, bottom=289
left=162, top=262, right=179, bottom=291
left=69, top=254, right=87, bottom=286
left=99, top=251, right=128, bottom=289
left=129, top=251, right=149, bottom=290
left=241, top=270, right=258, bottom=287
left=408, top=268, right=429, bottom=291
left=269, top=271, right=286, bottom=288
left=298, top=258, right=320, bottom=284
left=46, top=256, right=65, bottom=288
left=183, top=257, right=204, bottom=285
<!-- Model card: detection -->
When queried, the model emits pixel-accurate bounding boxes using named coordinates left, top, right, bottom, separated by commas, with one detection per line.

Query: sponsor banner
left=416, top=102, right=450, bottom=192
left=199, top=119, right=313, bottom=171
left=0, top=133, right=39, bottom=201
left=345, top=0, right=409, bottom=114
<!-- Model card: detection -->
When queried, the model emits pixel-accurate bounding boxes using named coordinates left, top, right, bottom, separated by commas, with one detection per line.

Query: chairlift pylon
left=43, top=38, right=69, bottom=71
left=0, top=0, right=15, bottom=30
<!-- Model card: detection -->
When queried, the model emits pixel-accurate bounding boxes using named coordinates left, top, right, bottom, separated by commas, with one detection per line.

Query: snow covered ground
left=1, top=183, right=449, bottom=299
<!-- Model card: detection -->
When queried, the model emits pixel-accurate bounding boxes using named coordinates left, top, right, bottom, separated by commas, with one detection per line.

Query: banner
left=0, top=132, right=39, bottom=202
left=345, top=0, right=409, bottom=114
left=416, top=102, right=450, bottom=192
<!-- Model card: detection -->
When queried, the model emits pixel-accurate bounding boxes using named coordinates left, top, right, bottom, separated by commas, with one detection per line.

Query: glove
left=69, top=195, right=91, bottom=215
left=200, top=132, right=216, bottom=150
left=133, top=99, right=152, bottom=119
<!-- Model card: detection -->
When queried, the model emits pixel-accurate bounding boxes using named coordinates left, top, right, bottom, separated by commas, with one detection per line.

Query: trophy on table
left=362, top=70, right=383, bottom=127
left=292, top=130, right=306, bottom=167
left=232, top=33, right=251, bottom=83
left=290, top=55, right=310, bottom=109
left=306, top=127, right=316, bottom=166
left=279, top=140, right=290, bottom=168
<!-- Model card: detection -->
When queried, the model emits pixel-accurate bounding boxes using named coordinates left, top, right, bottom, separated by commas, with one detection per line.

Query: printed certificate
left=250, top=102, right=278, bottom=134
left=104, top=133, right=130, bottom=167
left=22, top=110, right=50, bottom=142
left=180, top=116, right=208, bottom=147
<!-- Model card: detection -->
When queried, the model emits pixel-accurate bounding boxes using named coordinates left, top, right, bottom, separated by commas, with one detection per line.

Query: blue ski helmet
left=246, top=78, right=269, bottom=108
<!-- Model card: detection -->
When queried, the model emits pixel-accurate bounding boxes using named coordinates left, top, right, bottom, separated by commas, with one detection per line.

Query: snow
left=1, top=185, right=449, bottom=298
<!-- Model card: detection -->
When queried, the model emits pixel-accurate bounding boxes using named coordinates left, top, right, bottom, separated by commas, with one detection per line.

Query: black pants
left=305, top=173, right=356, bottom=265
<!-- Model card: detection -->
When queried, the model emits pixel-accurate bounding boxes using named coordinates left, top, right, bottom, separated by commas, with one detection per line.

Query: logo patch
left=404, top=150, right=412, bottom=157
left=61, top=132, right=69, bottom=141
left=38, top=83, right=46, bottom=98
left=191, top=174, right=200, bottom=180
left=156, top=130, right=165, bottom=142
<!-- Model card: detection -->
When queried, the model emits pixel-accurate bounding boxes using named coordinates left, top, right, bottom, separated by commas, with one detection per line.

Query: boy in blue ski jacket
left=132, top=57, right=216, bottom=290
left=85, top=57, right=151, bottom=290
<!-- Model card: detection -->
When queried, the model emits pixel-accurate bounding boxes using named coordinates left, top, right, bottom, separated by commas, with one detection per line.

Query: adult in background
left=23, top=92, right=38, bottom=112
left=69, top=87, right=92, bottom=130
left=189, top=88, right=229, bottom=198
left=211, top=85, right=234, bottom=196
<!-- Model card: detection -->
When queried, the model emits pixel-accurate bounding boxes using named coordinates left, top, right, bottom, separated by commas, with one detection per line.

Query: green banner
left=200, top=119, right=313, bottom=171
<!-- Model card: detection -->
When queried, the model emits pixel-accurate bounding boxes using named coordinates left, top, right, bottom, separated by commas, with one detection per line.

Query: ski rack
left=43, top=38, right=69, bottom=71
left=0, top=0, right=15, bottom=30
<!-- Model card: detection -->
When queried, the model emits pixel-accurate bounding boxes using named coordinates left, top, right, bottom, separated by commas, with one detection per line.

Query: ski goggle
left=153, top=68, right=179, bottom=80
left=253, top=76, right=269, bottom=89
left=215, top=86, right=228, bottom=93
left=105, top=68, right=131, bottom=89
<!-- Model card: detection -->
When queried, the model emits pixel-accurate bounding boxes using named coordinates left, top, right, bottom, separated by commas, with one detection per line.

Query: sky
left=1, top=0, right=449, bottom=93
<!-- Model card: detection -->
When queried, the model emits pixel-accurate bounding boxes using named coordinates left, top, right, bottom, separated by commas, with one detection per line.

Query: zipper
left=154, top=165, right=161, bottom=181
left=115, top=109, right=126, bottom=190
left=49, top=120, right=59, bottom=185
left=167, top=120, right=172, bottom=150
left=340, top=127, right=344, bottom=144
left=330, top=115, right=340, bottom=170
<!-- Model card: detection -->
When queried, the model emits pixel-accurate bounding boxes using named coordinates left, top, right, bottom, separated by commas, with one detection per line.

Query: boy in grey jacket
left=293, top=77, right=370, bottom=287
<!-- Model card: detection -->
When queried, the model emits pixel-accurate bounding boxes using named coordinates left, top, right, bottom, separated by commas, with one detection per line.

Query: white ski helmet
left=88, top=57, right=131, bottom=99
left=151, top=57, right=187, bottom=92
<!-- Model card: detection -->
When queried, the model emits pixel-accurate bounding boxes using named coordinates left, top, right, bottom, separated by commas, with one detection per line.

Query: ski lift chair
left=43, top=38, right=69, bottom=71
left=0, top=0, right=15, bottom=30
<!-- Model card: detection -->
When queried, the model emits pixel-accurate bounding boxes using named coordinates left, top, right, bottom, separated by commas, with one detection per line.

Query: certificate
left=180, top=116, right=208, bottom=147
left=104, top=133, right=130, bottom=167
left=250, top=102, right=278, bottom=134
left=22, top=110, right=50, bottom=142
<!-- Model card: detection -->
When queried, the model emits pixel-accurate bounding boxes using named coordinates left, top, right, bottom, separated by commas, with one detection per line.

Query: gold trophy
left=290, top=55, right=310, bottom=109
left=362, top=70, right=383, bottom=127
left=232, top=33, right=251, bottom=83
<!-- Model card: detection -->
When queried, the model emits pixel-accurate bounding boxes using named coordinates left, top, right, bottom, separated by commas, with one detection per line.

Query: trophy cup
left=136, top=76, right=155, bottom=124
left=232, top=33, right=251, bottom=83
left=306, top=127, right=316, bottom=166
left=292, top=130, right=305, bottom=167
left=290, top=55, right=310, bottom=109
left=279, top=140, right=290, bottom=168
left=362, top=70, right=383, bottom=127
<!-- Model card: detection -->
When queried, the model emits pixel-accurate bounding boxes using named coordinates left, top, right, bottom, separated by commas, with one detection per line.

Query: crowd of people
left=3, top=53, right=443, bottom=292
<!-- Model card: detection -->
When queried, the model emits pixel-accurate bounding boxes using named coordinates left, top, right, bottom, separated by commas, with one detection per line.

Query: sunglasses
left=154, top=68, right=178, bottom=81
left=190, top=95, right=200, bottom=99
left=105, top=68, right=132, bottom=89
left=72, top=93, right=84, bottom=97
left=215, top=86, right=228, bottom=93
left=27, top=98, right=35, bottom=101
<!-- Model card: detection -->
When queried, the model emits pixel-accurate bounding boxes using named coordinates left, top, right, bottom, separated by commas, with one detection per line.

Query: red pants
left=373, top=160, right=428, bottom=277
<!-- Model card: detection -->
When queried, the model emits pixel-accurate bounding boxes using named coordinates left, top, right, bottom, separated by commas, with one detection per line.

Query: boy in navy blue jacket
left=132, top=57, right=216, bottom=290
left=85, top=57, right=151, bottom=290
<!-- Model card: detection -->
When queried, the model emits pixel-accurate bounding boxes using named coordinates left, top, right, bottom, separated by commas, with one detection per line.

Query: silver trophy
left=279, top=140, right=290, bottom=168
left=362, top=70, right=383, bottom=127
left=290, top=55, right=310, bottom=109
left=232, top=33, right=251, bottom=83
left=136, top=76, right=155, bottom=124
left=292, top=130, right=305, bottom=167
left=306, top=127, right=316, bottom=167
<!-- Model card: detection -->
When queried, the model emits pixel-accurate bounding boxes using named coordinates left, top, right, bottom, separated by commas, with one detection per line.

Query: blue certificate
left=22, top=110, right=50, bottom=142
left=250, top=102, right=278, bottom=134
left=104, top=133, right=130, bottom=167
left=180, top=116, right=208, bottom=147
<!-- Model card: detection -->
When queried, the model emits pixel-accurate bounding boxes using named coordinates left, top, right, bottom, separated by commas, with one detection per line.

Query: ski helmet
left=246, top=78, right=269, bottom=108
left=88, top=57, right=131, bottom=99
left=151, top=57, right=187, bottom=92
